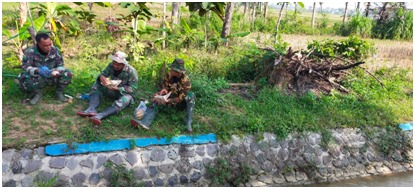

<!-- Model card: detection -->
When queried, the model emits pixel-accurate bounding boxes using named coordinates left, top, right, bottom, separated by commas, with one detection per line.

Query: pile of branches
left=256, top=47, right=381, bottom=95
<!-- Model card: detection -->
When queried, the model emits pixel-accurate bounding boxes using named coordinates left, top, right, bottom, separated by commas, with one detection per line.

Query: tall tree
left=264, top=2, right=268, bottom=18
left=221, top=2, right=234, bottom=46
left=162, top=2, right=166, bottom=49
left=311, top=2, right=316, bottom=28
left=343, top=2, right=348, bottom=24
left=365, top=2, right=371, bottom=17
left=319, top=2, right=323, bottom=12
left=171, top=2, right=179, bottom=29
left=251, top=2, right=257, bottom=26
left=275, top=2, right=285, bottom=35
left=356, top=2, right=361, bottom=14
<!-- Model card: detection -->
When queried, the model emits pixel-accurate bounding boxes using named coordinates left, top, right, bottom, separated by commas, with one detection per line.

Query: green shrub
left=307, top=35, right=375, bottom=61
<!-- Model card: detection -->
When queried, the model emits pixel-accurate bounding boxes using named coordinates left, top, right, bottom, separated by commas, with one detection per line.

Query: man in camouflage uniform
left=18, top=33, right=72, bottom=105
left=76, top=51, right=138, bottom=126
left=130, top=58, right=195, bottom=133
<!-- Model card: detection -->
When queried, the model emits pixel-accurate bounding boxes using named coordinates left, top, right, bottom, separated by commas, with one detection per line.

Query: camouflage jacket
left=99, top=62, right=139, bottom=95
left=21, top=45, right=65, bottom=76
left=162, top=72, right=191, bottom=103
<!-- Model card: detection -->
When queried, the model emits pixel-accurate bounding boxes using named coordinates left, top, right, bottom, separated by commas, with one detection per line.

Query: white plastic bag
left=134, top=101, right=147, bottom=120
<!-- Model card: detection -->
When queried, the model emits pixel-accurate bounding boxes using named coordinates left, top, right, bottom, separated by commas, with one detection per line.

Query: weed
left=320, top=129, right=333, bottom=149
left=206, top=158, right=231, bottom=186
left=34, top=175, right=58, bottom=187
left=104, top=162, right=144, bottom=187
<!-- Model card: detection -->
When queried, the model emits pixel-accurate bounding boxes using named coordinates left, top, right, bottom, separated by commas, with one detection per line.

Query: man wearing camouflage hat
left=18, top=33, right=73, bottom=105
left=77, top=51, right=139, bottom=126
left=130, top=58, right=195, bottom=133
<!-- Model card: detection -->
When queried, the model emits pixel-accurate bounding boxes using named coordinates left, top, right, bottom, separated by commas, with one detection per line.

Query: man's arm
left=52, top=47, right=65, bottom=72
left=21, top=48, right=39, bottom=76
left=118, top=66, right=139, bottom=94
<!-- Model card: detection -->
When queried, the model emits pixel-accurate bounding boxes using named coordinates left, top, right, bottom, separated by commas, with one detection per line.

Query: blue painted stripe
left=45, top=133, right=217, bottom=156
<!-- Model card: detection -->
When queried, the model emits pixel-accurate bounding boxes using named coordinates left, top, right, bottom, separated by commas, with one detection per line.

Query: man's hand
left=38, top=66, right=51, bottom=78
left=51, top=70, right=61, bottom=77
left=159, top=89, right=168, bottom=95
left=100, top=75, right=110, bottom=86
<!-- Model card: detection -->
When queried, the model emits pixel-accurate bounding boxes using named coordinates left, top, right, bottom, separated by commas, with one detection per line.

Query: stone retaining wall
left=2, top=128, right=413, bottom=187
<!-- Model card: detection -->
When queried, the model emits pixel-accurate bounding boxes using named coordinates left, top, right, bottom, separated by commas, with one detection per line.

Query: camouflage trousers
left=17, top=69, right=73, bottom=92
left=90, top=82, right=134, bottom=111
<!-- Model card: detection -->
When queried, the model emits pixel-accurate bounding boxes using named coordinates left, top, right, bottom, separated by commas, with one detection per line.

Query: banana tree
left=2, top=15, right=46, bottom=62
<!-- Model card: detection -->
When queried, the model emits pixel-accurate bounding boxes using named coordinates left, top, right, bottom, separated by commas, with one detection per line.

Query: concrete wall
left=2, top=127, right=413, bottom=187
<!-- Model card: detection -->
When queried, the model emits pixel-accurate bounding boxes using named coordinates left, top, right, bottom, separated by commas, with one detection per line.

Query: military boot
left=90, top=106, right=118, bottom=126
left=56, top=84, right=68, bottom=102
left=184, top=101, right=194, bottom=133
left=29, top=90, right=43, bottom=105
left=76, top=93, right=101, bottom=117
left=130, top=107, right=157, bottom=130
left=184, top=93, right=195, bottom=133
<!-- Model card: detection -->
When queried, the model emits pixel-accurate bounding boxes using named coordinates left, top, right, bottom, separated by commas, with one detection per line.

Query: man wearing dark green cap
left=130, top=58, right=195, bottom=133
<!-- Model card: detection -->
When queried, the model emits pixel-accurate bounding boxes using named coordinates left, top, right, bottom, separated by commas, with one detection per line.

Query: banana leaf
left=3, top=15, right=46, bottom=43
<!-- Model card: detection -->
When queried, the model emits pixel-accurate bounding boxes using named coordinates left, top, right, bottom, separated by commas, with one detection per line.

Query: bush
left=307, top=35, right=376, bottom=61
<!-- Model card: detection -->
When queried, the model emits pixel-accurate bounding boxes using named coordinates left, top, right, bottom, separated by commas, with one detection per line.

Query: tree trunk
left=365, top=2, right=370, bottom=17
left=377, top=2, right=389, bottom=24
left=263, top=2, right=268, bottom=18
left=356, top=2, right=360, bottom=13
left=311, top=2, right=316, bottom=28
left=243, top=2, right=247, bottom=16
left=343, top=2, right=348, bottom=24
left=285, top=2, right=288, bottom=18
left=319, top=2, right=323, bottom=12
left=259, top=2, right=262, bottom=16
left=251, top=2, right=257, bottom=26
left=171, top=2, right=179, bottom=30
left=88, top=2, right=93, bottom=12
left=275, top=2, right=285, bottom=36
left=221, top=2, right=234, bottom=46
left=162, top=2, right=166, bottom=49
left=19, top=2, right=27, bottom=27
left=294, top=2, right=297, bottom=14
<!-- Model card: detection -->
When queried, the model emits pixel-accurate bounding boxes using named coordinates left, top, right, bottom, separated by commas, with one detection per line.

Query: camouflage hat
left=110, top=51, right=128, bottom=64
left=168, top=58, right=186, bottom=73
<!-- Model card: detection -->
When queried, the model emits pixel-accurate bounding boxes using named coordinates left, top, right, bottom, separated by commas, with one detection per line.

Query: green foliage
left=344, top=14, right=373, bottom=38
left=191, top=75, right=228, bottom=106
left=307, top=35, right=375, bottom=61
left=104, top=162, right=144, bottom=187
left=35, top=175, right=58, bottom=187
left=372, top=7, right=413, bottom=40
left=206, top=158, right=231, bottom=186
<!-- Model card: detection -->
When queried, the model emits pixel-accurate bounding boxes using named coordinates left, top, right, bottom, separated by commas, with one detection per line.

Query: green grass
left=2, top=2, right=412, bottom=149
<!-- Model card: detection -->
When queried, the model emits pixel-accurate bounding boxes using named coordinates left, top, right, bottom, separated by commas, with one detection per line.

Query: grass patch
left=2, top=2, right=412, bottom=149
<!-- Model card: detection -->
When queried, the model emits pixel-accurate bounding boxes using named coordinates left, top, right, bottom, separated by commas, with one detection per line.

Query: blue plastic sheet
left=45, top=133, right=217, bottom=156
left=399, top=123, right=413, bottom=131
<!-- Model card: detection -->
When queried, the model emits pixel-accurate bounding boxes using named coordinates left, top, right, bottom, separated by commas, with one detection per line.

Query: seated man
left=130, top=58, right=195, bottom=133
left=18, top=33, right=72, bottom=105
left=76, top=51, right=138, bottom=126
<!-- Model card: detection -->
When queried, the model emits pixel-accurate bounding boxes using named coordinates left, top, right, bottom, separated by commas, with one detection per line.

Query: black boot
left=76, top=93, right=101, bottom=117
left=90, top=106, right=118, bottom=126
left=184, top=101, right=194, bottom=133
left=29, top=90, right=42, bottom=105
left=56, top=84, right=68, bottom=102
left=130, top=107, right=157, bottom=130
